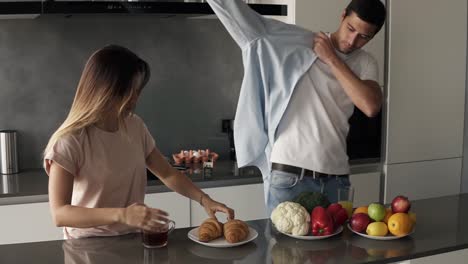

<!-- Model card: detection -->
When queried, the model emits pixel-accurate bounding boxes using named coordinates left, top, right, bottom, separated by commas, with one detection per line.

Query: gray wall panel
left=0, top=15, right=242, bottom=169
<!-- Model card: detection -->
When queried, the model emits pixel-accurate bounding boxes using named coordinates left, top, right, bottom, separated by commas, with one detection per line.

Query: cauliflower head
left=271, top=201, right=310, bottom=236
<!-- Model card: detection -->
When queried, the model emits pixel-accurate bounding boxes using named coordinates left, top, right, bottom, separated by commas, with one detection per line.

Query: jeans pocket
left=269, top=170, right=298, bottom=189
left=337, top=176, right=351, bottom=188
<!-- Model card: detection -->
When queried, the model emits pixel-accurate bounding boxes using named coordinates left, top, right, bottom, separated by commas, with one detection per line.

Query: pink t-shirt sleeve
left=44, top=135, right=81, bottom=177
left=141, top=120, right=156, bottom=158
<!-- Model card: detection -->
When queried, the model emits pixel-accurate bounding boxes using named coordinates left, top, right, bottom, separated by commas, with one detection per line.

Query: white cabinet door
left=0, top=202, right=62, bottom=245
left=385, top=0, right=466, bottom=164
left=383, top=158, right=462, bottom=203
left=350, top=172, right=381, bottom=206
left=190, top=183, right=267, bottom=226
left=145, top=192, right=190, bottom=228
left=295, top=0, right=385, bottom=86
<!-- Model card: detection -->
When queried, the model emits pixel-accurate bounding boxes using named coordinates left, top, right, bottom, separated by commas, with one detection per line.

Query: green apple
left=367, top=203, right=386, bottom=222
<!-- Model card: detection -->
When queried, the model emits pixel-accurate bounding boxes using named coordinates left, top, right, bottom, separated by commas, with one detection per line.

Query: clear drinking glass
left=141, top=220, right=176, bottom=248
left=337, top=186, right=355, bottom=218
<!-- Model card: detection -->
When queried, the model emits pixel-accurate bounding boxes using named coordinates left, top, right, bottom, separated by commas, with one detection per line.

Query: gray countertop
left=0, top=160, right=380, bottom=206
left=0, top=161, right=263, bottom=205
left=1, top=193, right=467, bottom=264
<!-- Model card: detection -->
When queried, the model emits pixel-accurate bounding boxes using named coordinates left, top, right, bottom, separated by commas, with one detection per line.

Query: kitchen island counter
left=1, top=193, right=467, bottom=264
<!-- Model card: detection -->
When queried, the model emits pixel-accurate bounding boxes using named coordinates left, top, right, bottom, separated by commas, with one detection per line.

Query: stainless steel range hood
left=0, top=0, right=287, bottom=17
left=45, top=0, right=287, bottom=16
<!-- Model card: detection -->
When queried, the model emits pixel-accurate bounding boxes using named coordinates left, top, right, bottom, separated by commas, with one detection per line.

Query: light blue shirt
left=207, top=0, right=318, bottom=200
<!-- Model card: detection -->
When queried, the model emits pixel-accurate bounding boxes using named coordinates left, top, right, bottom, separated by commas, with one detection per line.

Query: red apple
left=391, top=195, right=411, bottom=213
left=350, top=213, right=371, bottom=233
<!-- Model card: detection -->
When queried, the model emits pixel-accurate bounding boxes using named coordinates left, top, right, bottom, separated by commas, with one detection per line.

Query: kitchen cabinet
left=295, top=0, right=386, bottom=86
left=383, top=158, right=462, bottom=203
left=350, top=171, right=380, bottom=206
left=0, top=192, right=190, bottom=245
left=190, top=183, right=267, bottom=226
left=144, top=192, right=191, bottom=228
left=384, top=0, right=466, bottom=200
left=0, top=202, right=62, bottom=245
left=0, top=183, right=263, bottom=244
left=385, top=0, right=466, bottom=164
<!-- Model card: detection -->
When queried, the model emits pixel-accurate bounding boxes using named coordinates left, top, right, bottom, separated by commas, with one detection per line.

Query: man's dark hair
left=345, top=0, right=386, bottom=35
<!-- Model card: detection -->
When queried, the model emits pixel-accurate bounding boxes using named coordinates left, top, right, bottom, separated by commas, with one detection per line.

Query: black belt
left=272, top=163, right=347, bottom=178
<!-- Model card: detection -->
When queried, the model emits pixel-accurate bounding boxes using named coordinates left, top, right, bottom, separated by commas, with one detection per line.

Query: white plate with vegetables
left=278, top=225, right=343, bottom=240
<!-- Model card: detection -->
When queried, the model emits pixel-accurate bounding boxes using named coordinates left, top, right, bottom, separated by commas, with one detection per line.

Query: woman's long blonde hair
left=44, top=45, right=150, bottom=155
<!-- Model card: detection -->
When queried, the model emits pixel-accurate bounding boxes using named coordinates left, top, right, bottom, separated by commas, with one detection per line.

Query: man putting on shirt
left=207, top=0, right=386, bottom=215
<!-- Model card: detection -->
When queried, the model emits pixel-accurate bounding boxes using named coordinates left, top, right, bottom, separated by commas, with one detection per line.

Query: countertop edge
left=0, top=194, right=49, bottom=206
left=0, top=177, right=264, bottom=206
left=364, top=245, right=468, bottom=264
left=146, top=176, right=263, bottom=194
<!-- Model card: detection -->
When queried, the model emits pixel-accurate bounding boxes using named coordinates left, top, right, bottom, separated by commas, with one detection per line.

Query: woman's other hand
left=120, top=203, right=169, bottom=232
left=201, top=195, right=235, bottom=220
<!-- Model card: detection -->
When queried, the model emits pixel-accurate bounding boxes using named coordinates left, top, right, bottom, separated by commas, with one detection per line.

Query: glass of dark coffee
left=142, top=220, right=176, bottom=248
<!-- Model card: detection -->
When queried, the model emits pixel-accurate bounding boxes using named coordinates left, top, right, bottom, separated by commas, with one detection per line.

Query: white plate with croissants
left=188, top=218, right=258, bottom=248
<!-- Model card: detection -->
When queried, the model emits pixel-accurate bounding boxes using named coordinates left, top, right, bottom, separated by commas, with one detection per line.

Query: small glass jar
left=202, top=160, right=213, bottom=179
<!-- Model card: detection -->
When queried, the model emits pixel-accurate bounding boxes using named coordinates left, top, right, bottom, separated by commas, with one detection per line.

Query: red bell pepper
left=327, top=203, right=349, bottom=228
left=311, top=206, right=334, bottom=236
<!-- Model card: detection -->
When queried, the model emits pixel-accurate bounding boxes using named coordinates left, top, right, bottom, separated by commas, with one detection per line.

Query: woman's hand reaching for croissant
left=201, top=195, right=235, bottom=220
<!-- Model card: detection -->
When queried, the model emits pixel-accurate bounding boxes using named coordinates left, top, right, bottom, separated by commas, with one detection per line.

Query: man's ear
left=340, top=9, right=346, bottom=21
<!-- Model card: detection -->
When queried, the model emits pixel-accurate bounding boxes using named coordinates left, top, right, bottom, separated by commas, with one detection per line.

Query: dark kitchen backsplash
left=0, top=14, right=380, bottom=170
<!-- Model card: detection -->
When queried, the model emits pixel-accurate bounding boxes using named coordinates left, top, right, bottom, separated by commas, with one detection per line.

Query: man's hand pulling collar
left=313, top=32, right=340, bottom=66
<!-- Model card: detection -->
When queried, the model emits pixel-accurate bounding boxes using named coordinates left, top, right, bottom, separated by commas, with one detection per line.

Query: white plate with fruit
left=347, top=224, right=414, bottom=241
left=348, top=195, right=416, bottom=240
left=279, top=225, right=344, bottom=240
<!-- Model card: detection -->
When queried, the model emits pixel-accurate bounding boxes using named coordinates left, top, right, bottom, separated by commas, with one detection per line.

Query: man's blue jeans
left=266, top=169, right=350, bottom=216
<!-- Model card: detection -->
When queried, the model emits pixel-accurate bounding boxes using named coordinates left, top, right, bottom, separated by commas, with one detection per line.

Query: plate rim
left=187, top=226, right=258, bottom=248
left=347, top=223, right=414, bottom=240
left=279, top=225, right=344, bottom=240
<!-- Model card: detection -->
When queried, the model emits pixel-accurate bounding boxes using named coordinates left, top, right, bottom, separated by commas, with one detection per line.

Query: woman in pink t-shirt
left=44, top=45, right=234, bottom=239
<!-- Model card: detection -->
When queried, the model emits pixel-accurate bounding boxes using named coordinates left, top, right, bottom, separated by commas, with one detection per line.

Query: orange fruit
left=387, top=213, right=413, bottom=236
left=383, top=208, right=393, bottom=224
left=353, top=206, right=368, bottom=215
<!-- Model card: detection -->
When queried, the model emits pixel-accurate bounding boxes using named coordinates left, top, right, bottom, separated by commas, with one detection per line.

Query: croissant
left=223, top=219, right=250, bottom=243
left=198, top=218, right=223, bottom=242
